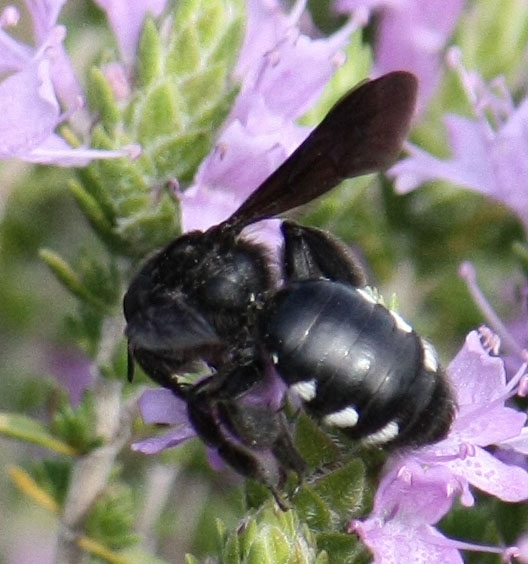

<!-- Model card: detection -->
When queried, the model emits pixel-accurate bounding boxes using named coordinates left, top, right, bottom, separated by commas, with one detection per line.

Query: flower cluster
left=4, top=1, right=528, bottom=564
left=391, top=47, right=528, bottom=235
left=179, top=0, right=366, bottom=237
left=351, top=328, right=528, bottom=563
left=0, top=1, right=139, bottom=166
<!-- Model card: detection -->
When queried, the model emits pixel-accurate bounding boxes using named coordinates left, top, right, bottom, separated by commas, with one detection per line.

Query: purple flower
left=47, top=347, right=94, bottom=406
left=180, top=0, right=366, bottom=235
left=0, top=3, right=139, bottom=166
left=414, top=330, right=528, bottom=503
left=335, top=0, right=465, bottom=114
left=458, top=262, right=528, bottom=369
left=93, top=0, right=168, bottom=64
left=349, top=461, right=465, bottom=564
left=350, top=459, right=520, bottom=564
left=133, top=368, right=286, bottom=458
left=351, top=328, right=528, bottom=563
left=391, top=48, right=528, bottom=234
left=132, top=389, right=196, bottom=454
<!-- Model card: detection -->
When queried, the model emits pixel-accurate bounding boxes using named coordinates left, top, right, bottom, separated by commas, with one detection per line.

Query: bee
left=124, top=72, right=455, bottom=507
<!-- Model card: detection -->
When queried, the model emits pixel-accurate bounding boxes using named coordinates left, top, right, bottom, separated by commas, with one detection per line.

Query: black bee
left=124, top=71, right=455, bottom=506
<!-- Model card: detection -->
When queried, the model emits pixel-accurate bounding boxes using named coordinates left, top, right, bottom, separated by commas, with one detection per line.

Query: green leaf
left=88, top=66, right=120, bottom=132
left=137, top=17, right=163, bottom=87
left=295, top=413, right=339, bottom=468
left=0, top=411, right=77, bottom=456
left=313, top=459, right=366, bottom=523
left=68, top=179, right=116, bottom=242
left=39, top=249, right=113, bottom=313
left=245, top=479, right=275, bottom=510
left=74, top=0, right=244, bottom=256
left=179, top=63, right=229, bottom=110
left=30, top=458, right=72, bottom=509
left=167, top=21, right=201, bottom=75
left=137, top=83, right=184, bottom=142
left=316, top=532, right=369, bottom=564
left=222, top=527, right=241, bottom=564
left=51, top=391, right=104, bottom=453
left=148, top=130, right=211, bottom=180
left=293, top=485, right=332, bottom=531
left=85, top=485, right=139, bottom=550
left=210, top=16, right=245, bottom=67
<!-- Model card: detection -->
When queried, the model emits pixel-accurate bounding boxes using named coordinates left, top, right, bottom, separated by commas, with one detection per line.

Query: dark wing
left=222, top=71, right=417, bottom=231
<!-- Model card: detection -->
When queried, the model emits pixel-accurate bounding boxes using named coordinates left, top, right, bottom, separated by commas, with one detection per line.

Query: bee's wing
left=223, top=71, right=417, bottom=231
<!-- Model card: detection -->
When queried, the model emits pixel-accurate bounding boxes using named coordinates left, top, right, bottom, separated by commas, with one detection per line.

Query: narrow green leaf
left=240, top=518, right=258, bottom=560
left=194, top=86, right=239, bottom=129
left=295, top=413, right=339, bottom=468
left=215, top=518, right=228, bottom=555
left=293, top=486, right=332, bottom=531
left=313, top=459, right=366, bottom=521
left=137, top=83, right=183, bottom=142
left=76, top=166, right=116, bottom=222
left=266, top=527, right=291, bottom=564
left=167, top=22, right=201, bottom=75
left=246, top=536, right=272, bottom=564
left=184, top=555, right=200, bottom=564
left=138, top=17, right=163, bottom=86
left=0, top=412, right=77, bottom=456
left=179, top=63, right=228, bottom=109
left=69, top=179, right=115, bottom=236
left=88, top=67, right=120, bottom=132
left=173, top=0, right=201, bottom=29
left=314, top=551, right=329, bottom=564
left=210, top=16, right=245, bottom=67
left=149, top=130, right=210, bottom=180
left=316, top=532, right=368, bottom=564
left=39, top=249, right=113, bottom=313
left=222, top=530, right=241, bottom=564
left=196, top=0, right=224, bottom=48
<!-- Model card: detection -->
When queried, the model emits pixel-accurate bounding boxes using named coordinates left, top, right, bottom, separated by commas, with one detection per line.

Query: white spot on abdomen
left=291, top=379, right=317, bottom=402
left=362, top=420, right=399, bottom=445
left=323, top=406, right=359, bottom=428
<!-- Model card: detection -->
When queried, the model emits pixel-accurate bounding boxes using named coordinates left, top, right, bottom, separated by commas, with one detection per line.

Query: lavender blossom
left=335, top=0, right=465, bottom=114
left=0, top=3, right=138, bottom=165
left=350, top=459, right=520, bottom=564
left=349, top=461, right=465, bottom=564
left=180, top=0, right=366, bottom=236
left=391, top=48, right=528, bottom=234
left=132, top=389, right=196, bottom=454
left=415, top=330, right=528, bottom=503
left=352, top=329, right=528, bottom=563
left=48, top=347, right=94, bottom=406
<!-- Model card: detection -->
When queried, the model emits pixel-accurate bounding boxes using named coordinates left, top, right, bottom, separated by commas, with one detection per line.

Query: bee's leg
left=280, top=220, right=366, bottom=287
left=186, top=366, right=305, bottom=509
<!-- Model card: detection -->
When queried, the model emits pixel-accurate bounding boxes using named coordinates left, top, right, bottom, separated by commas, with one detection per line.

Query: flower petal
left=132, top=425, right=196, bottom=455
left=445, top=446, right=528, bottom=502
left=138, top=388, right=188, bottom=425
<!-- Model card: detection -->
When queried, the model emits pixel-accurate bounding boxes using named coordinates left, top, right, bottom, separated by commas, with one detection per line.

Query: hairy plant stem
left=55, top=316, right=140, bottom=564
